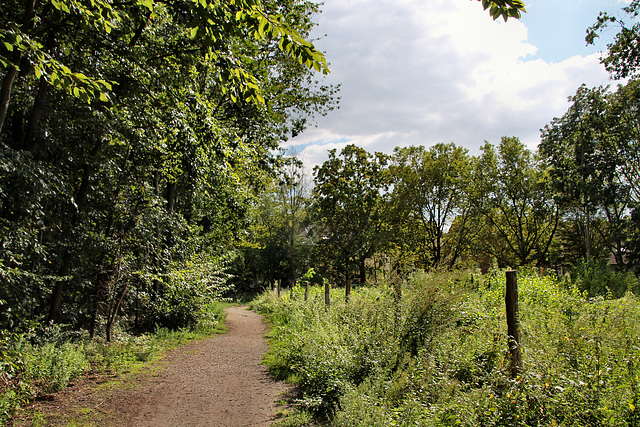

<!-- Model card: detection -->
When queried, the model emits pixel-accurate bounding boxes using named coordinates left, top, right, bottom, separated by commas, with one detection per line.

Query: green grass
left=253, top=270, right=640, bottom=426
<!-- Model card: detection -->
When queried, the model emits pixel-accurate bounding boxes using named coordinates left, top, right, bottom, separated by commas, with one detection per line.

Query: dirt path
left=18, top=306, right=287, bottom=426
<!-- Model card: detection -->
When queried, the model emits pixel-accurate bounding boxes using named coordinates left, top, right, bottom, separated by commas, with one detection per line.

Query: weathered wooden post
left=393, top=279, right=402, bottom=332
left=304, top=281, right=309, bottom=301
left=325, top=280, right=330, bottom=308
left=277, top=279, right=281, bottom=298
left=345, top=277, right=351, bottom=303
left=505, top=270, right=522, bottom=377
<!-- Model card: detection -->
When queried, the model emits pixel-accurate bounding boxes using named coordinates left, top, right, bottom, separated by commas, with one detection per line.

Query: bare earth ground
left=15, top=306, right=288, bottom=426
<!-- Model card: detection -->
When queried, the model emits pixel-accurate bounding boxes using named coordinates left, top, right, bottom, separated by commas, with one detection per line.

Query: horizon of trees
left=5, top=0, right=640, bottom=340
left=238, top=0, right=640, bottom=292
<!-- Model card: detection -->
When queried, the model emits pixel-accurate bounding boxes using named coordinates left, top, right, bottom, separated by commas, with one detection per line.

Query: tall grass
left=253, top=270, right=640, bottom=426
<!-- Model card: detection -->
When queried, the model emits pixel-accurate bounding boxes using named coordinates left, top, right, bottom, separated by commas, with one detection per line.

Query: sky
left=286, top=0, right=631, bottom=169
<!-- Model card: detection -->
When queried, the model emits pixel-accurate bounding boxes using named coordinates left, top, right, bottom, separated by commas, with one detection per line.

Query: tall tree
left=470, top=137, right=559, bottom=267
left=233, top=153, right=314, bottom=293
left=311, top=145, right=390, bottom=292
left=0, top=0, right=335, bottom=334
left=389, top=143, right=472, bottom=269
left=540, top=85, right=633, bottom=269
left=0, top=0, right=330, bottom=133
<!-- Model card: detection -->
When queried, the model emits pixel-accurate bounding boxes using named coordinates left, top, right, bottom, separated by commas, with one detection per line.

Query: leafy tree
left=232, top=154, right=315, bottom=294
left=470, top=137, right=559, bottom=267
left=585, top=1, right=640, bottom=270
left=0, top=0, right=335, bottom=337
left=540, top=84, right=634, bottom=269
left=389, top=143, right=473, bottom=269
left=0, top=0, right=330, bottom=133
left=311, top=145, right=390, bottom=295
left=539, top=85, right=612, bottom=261
left=607, top=79, right=640, bottom=206
left=587, top=0, right=640, bottom=80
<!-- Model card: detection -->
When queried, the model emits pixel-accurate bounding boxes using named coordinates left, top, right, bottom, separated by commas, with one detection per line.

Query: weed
left=255, top=271, right=640, bottom=426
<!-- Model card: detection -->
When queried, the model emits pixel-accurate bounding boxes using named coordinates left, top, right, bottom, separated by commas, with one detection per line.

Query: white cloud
left=291, top=0, right=614, bottom=169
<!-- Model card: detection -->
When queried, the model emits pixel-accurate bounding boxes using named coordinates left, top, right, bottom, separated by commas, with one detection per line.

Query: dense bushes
left=254, top=270, right=640, bottom=426
left=573, top=260, right=640, bottom=298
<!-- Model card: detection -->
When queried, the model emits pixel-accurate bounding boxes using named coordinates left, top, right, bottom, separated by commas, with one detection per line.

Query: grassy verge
left=253, top=270, right=640, bottom=426
left=1, top=301, right=231, bottom=425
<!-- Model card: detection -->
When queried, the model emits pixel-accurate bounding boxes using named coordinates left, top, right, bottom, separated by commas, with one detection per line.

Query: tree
left=0, top=0, right=330, bottom=134
left=470, top=137, right=559, bottom=267
left=585, top=2, right=640, bottom=270
left=389, top=143, right=472, bottom=269
left=232, top=153, right=315, bottom=293
left=540, top=84, right=634, bottom=269
left=608, top=79, right=640, bottom=206
left=587, top=0, right=640, bottom=80
left=311, top=145, right=390, bottom=295
left=0, top=0, right=336, bottom=335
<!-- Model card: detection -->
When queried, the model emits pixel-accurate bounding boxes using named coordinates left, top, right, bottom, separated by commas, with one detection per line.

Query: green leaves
left=587, top=1, right=640, bottom=79
left=479, top=0, right=527, bottom=21
left=312, top=145, right=390, bottom=283
left=389, top=143, right=472, bottom=268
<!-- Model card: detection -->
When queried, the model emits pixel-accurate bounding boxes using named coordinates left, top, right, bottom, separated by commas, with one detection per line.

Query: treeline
left=0, top=0, right=337, bottom=338
left=1, top=0, right=638, bottom=340
left=240, top=132, right=638, bottom=298
left=238, top=2, right=640, bottom=297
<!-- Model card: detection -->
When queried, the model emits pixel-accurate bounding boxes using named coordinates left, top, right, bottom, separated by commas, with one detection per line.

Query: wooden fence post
left=277, top=279, right=281, bottom=298
left=304, top=281, right=309, bottom=301
left=325, top=280, right=330, bottom=308
left=345, top=277, right=351, bottom=303
left=506, top=270, right=522, bottom=377
left=393, top=279, right=402, bottom=332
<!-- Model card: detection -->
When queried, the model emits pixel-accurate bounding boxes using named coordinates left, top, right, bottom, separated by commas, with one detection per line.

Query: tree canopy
left=0, top=0, right=336, bottom=337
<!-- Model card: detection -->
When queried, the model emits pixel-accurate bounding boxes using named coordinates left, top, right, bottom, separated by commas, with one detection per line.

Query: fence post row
left=505, top=270, right=522, bottom=377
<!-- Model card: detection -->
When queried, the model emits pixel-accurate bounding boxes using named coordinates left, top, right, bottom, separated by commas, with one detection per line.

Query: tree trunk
left=48, top=254, right=71, bottom=322
left=106, top=280, right=129, bottom=342
left=22, top=77, right=50, bottom=151
left=166, top=181, right=177, bottom=213
left=359, top=258, right=366, bottom=285
left=47, top=142, right=104, bottom=322
left=0, top=64, right=19, bottom=135
left=0, top=0, right=38, bottom=134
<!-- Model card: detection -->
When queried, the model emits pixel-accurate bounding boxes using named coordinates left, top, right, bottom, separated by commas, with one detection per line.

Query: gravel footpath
left=16, top=306, right=287, bottom=427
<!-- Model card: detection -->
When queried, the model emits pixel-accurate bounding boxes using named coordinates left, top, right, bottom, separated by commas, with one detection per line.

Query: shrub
left=23, top=342, right=90, bottom=394
left=573, top=260, right=639, bottom=298
left=152, top=254, right=233, bottom=330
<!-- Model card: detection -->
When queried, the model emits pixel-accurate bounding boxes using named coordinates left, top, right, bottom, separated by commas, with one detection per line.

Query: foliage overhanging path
left=99, top=306, right=285, bottom=426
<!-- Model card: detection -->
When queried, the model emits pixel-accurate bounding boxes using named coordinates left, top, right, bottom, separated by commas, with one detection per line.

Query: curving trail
left=98, top=306, right=285, bottom=426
